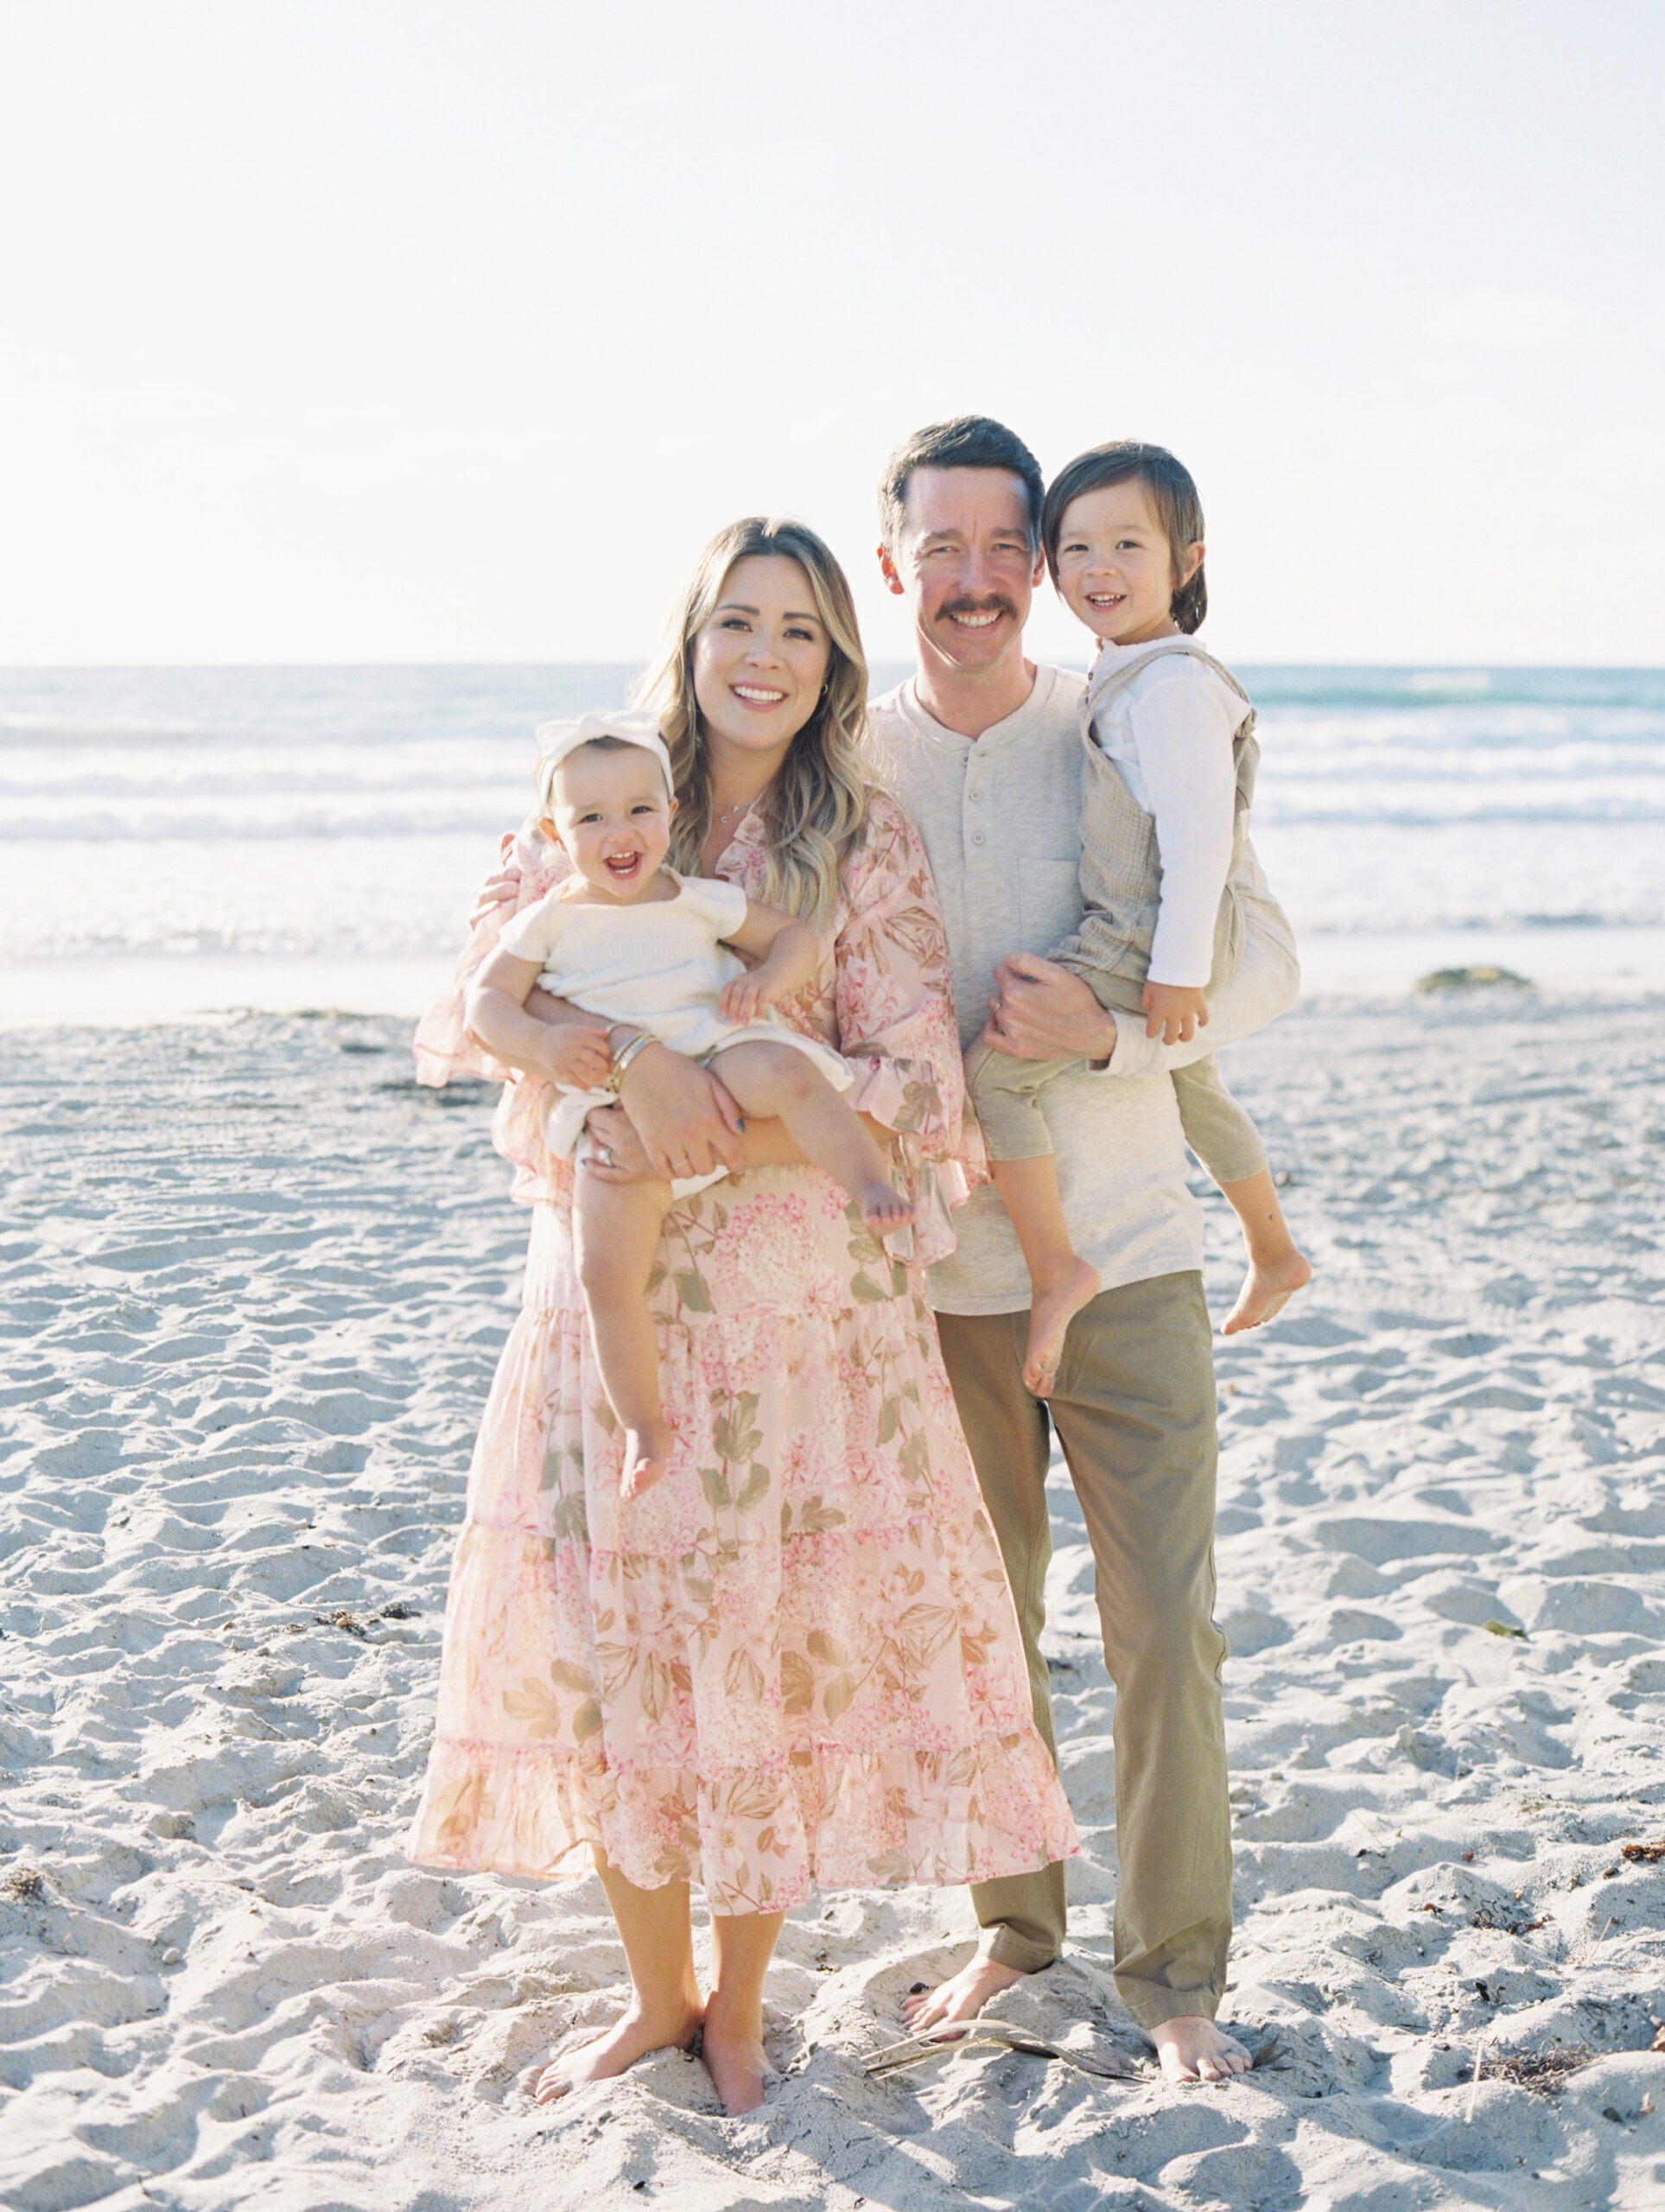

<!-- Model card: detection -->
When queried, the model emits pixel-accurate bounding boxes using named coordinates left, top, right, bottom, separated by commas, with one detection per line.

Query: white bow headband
left=533, top=710, right=675, bottom=810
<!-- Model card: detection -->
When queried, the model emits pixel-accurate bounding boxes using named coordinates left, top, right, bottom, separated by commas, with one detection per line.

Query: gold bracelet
left=603, top=1031, right=655, bottom=1096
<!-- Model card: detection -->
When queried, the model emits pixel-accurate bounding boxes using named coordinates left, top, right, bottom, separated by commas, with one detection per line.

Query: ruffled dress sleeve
left=411, top=817, right=572, bottom=1207
left=831, top=791, right=987, bottom=1265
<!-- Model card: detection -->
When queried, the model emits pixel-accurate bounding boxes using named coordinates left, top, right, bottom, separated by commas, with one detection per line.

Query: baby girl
left=466, top=712, right=912, bottom=1494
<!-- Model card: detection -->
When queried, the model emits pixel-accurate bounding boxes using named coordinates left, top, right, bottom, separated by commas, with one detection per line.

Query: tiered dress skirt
left=408, top=1166, right=1077, bottom=1914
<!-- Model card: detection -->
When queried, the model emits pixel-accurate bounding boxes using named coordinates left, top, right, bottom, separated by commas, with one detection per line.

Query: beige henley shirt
left=866, top=664, right=1204, bottom=1316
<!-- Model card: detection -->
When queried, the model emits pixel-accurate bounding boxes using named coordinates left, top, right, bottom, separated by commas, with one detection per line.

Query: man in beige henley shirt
left=867, top=417, right=1248, bottom=2087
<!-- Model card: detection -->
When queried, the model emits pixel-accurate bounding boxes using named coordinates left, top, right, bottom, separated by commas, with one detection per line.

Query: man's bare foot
left=1221, top=1249, right=1312, bottom=1336
left=620, top=1419, right=675, bottom=1499
left=899, top=1951, right=1026, bottom=2035
left=1150, top=2013, right=1252, bottom=2084
left=530, top=1997, right=702, bottom=2102
left=858, top=1181, right=914, bottom=1240
left=1022, top=1258, right=1102, bottom=1395
left=701, top=1993, right=772, bottom=2113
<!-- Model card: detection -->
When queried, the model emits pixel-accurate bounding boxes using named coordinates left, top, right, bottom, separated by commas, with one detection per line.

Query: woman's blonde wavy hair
left=632, top=518, right=869, bottom=931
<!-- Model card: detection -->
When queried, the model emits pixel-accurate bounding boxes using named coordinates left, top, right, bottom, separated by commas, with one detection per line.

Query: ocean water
left=2, top=662, right=1662, bottom=1016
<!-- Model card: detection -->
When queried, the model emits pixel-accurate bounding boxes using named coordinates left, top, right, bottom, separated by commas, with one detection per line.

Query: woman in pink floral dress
left=406, top=518, right=1076, bottom=2113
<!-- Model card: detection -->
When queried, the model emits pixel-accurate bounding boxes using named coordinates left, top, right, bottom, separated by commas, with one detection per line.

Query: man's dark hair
left=877, top=416, right=1045, bottom=551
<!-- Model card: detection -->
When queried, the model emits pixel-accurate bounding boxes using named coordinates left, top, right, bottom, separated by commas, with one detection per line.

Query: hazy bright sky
left=3, top=0, right=1661, bottom=666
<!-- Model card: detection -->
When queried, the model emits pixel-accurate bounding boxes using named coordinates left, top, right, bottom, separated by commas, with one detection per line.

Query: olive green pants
left=935, top=1270, right=1232, bottom=2031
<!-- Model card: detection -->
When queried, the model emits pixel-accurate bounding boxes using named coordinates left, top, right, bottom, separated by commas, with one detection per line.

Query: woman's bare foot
left=530, top=1996, right=702, bottom=2103
left=899, top=1951, right=1025, bottom=2035
left=620, top=1418, right=675, bottom=1499
left=858, top=1181, right=914, bottom=1240
left=1022, top=1257, right=1102, bottom=1395
left=1149, top=2013, right=1251, bottom=2084
left=1221, top=1248, right=1312, bottom=1336
left=701, top=1993, right=772, bottom=2113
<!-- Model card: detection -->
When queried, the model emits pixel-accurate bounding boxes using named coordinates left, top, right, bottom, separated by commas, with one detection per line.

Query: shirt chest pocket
left=1018, top=857, right=1085, bottom=951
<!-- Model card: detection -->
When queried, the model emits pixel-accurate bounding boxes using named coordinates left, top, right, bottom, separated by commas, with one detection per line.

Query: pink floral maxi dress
left=406, top=794, right=1077, bottom=1913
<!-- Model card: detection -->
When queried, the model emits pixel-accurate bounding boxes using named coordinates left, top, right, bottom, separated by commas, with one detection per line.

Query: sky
left=1, top=0, right=1661, bottom=668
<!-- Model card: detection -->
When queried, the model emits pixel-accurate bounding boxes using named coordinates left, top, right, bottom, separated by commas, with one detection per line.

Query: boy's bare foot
left=1022, top=1258, right=1102, bottom=1395
left=899, top=1951, right=1025, bottom=2034
left=530, top=1998, right=702, bottom=2102
left=620, top=1420, right=675, bottom=1499
left=859, top=1181, right=914, bottom=1239
left=1149, top=2013, right=1252, bottom=2084
left=1221, top=1249, right=1312, bottom=1336
left=701, top=1993, right=772, bottom=2113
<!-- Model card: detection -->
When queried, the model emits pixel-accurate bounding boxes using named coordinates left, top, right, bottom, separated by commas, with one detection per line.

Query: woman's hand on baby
left=619, top=1044, right=746, bottom=1180
left=1141, top=982, right=1210, bottom=1046
left=719, top=969, right=782, bottom=1025
left=580, top=1102, right=659, bottom=1182
left=538, top=1020, right=614, bottom=1090
left=468, top=868, right=520, bottom=928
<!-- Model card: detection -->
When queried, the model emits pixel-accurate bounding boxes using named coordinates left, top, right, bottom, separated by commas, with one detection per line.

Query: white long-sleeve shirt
left=1086, top=639, right=1243, bottom=988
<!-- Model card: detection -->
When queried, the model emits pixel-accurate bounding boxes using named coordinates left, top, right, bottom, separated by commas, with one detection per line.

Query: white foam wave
left=3, top=664, right=1662, bottom=957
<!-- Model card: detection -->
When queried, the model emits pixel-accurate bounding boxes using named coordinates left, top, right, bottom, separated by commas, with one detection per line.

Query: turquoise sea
left=3, top=662, right=1662, bottom=1022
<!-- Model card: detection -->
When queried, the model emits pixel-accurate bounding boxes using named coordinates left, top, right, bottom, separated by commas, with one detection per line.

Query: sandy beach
left=3, top=989, right=1663, bottom=2212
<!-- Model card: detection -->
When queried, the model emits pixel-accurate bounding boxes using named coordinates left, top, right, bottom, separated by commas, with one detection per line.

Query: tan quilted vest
left=1057, top=638, right=1264, bottom=992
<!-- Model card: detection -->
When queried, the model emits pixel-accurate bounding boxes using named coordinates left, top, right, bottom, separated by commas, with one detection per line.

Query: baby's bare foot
left=620, top=1421, right=675, bottom=1498
left=529, top=1999, right=702, bottom=2103
left=1022, top=1258, right=1101, bottom=1396
left=859, top=1181, right=914, bottom=1239
left=1222, top=1249, right=1312, bottom=1336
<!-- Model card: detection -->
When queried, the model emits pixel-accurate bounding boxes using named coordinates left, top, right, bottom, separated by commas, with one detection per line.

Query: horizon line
left=2, top=656, right=1662, bottom=677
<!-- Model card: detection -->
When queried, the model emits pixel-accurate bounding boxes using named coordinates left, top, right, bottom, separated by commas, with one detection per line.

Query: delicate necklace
left=712, top=786, right=767, bottom=830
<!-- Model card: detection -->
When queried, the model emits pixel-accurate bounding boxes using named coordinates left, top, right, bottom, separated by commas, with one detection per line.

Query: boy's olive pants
left=935, top=1269, right=1232, bottom=2031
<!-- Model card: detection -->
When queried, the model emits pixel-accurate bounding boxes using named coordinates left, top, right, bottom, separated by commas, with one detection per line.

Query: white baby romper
left=497, top=869, right=853, bottom=1172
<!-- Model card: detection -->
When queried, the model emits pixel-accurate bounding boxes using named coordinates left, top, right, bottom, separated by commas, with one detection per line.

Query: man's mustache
left=939, top=596, right=1019, bottom=623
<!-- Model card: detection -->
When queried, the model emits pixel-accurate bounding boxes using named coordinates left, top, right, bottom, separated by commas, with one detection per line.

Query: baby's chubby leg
left=572, top=1172, right=677, bottom=1497
left=709, top=1039, right=911, bottom=1237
